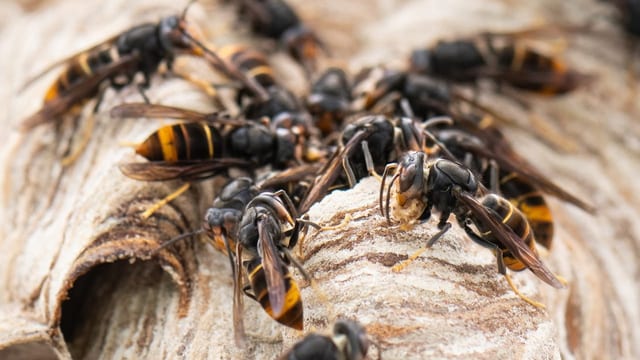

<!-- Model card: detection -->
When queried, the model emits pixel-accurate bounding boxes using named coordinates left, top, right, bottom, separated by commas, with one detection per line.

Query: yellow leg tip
left=141, top=205, right=161, bottom=220
left=391, top=263, right=408, bottom=273
left=321, top=213, right=352, bottom=231
left=140, top=183, right=191, bottom=219
left=556, top=274, right=568, bottom=287
left=61, top=150, right=82, bottom=167
left=520, top=296, right=546, bottom=309
left=370, top=170, right=383, bottom=183
left=504, top=274, right=546, bottom=309
left=61, top=112, right=96, bottom=166
left=392, top=247, right=428, bottom=273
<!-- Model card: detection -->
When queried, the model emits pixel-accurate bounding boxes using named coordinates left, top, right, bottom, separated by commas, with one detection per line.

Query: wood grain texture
left=0, top=0, right=639, bottom=359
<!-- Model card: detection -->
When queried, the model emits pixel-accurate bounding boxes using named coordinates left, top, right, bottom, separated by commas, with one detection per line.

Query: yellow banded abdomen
left=246, top=259, right=303, bottom=330
left=44, top=43, right=118, bottom=104
left=479, top=194, right=537, bottom=273
left=135, top=122, right=222, bottom=162
left=499, top=172, right=554, bottom=249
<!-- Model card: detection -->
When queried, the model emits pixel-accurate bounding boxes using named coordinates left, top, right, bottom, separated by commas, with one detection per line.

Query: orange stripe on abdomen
left=43, top=43, right=117, bottom=105
left=134, top=124, right=178, bottom=162
left=247, top=261, right=304, bottom=330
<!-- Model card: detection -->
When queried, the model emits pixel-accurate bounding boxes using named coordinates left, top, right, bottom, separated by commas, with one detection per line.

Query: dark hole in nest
left=60, top=260, right=168, bottom=358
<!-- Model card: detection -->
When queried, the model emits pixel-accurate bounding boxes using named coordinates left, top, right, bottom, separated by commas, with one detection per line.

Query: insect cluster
left=19, top=0, right=612, bottom=358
